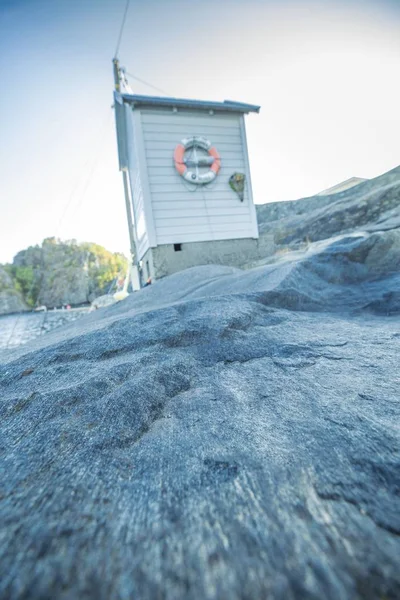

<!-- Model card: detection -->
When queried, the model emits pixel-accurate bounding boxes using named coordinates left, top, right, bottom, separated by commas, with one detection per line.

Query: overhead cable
left=67, top=111, right=114, bottom=220
left=125, top=71, right=169, bottom=96
left=114, top=0, right=130, bottom=59
left=56, top=109, right=113, bottom=237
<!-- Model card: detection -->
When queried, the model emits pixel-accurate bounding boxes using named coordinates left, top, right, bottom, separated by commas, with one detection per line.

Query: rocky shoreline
left=0, top=307, right=90, bottom=350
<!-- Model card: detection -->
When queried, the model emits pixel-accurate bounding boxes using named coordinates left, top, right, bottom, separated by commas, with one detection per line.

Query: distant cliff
left=0, top=238, right=126, bottom=315
left=0, top=266, right=28, bottom=315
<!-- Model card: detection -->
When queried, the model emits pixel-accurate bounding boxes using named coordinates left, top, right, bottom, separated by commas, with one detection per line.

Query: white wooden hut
left=114, top=91, right=260, bottom=284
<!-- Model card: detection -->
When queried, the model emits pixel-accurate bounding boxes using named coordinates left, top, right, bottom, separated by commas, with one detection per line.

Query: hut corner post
left=113, top=58, right=141, bottom=291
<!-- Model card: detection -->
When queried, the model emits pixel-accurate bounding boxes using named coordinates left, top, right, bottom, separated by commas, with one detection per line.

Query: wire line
left=125, top=71, right=169, bottom=96
left=55, top=109, right=113, bottom=237
left=114, top=0, right=130, bottom=59
left=71, top=111, right=114, bottom=218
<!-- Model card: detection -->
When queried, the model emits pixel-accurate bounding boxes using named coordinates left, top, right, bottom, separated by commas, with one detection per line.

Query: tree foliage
left=4, top=264, right=39, bottom=307
left=1, top=239, right=127, bottom=307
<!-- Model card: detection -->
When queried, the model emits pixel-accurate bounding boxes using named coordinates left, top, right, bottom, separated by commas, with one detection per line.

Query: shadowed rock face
left=256, top=165, right=400, bottom=246
left=1, top=272, right=399, bottom=599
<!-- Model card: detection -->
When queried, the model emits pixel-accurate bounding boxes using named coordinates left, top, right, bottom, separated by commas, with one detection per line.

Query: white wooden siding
left=139, top=108, right=259, bottom=245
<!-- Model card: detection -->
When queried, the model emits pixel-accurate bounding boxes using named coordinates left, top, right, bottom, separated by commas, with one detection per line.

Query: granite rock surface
left=1, top=250, right=399, bottom=599
left=256, top=165, right=400, bottom=249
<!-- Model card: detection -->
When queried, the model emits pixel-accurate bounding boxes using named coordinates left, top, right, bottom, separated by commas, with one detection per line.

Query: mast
left=112, top=58, right=121, bottom=93
left=113, top=58, right=141, bottom=290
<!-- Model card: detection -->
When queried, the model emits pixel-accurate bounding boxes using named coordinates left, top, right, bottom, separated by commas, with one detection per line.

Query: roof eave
left=120, top=93, right=260, bottom=114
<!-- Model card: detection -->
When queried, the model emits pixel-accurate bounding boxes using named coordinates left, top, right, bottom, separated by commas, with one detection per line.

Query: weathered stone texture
left=0, top=256, right=399, bottom=599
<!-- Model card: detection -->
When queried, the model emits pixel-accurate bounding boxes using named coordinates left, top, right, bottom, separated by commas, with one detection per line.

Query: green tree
left=3, top=239, right=127, bottom=307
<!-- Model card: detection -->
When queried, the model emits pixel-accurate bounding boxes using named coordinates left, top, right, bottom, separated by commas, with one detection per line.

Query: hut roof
left=119, top=93, right=260, bottom=114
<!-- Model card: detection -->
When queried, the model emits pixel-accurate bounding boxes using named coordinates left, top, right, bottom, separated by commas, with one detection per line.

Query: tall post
left=122, top=170, right=141, bottom=290
left=113, top=58, right=141, bottom=290
left=112, top=57, right=121, bottom=92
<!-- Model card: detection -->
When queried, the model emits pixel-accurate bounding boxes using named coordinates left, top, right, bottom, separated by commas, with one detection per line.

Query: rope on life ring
left=174, top=136, right=221, bottom=185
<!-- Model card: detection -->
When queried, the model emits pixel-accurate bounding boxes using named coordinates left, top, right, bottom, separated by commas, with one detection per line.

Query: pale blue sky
left=0, top=0, right=399, bottom=263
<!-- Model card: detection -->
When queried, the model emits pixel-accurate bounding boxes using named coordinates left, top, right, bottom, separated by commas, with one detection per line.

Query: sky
left=0, top=0, right=399, bottom=263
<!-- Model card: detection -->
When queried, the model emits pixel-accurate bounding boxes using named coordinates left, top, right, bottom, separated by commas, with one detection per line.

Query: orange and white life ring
left=174, top=136, right=221, bottom=185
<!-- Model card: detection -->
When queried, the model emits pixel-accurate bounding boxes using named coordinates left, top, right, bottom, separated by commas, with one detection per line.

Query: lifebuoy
left=174, top=136, right=221, bottom=184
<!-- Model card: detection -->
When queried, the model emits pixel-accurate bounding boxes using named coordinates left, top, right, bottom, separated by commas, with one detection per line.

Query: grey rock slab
left=256, top=165, right=400, bottom=252
left=0, top=284, right=399, bottom=599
